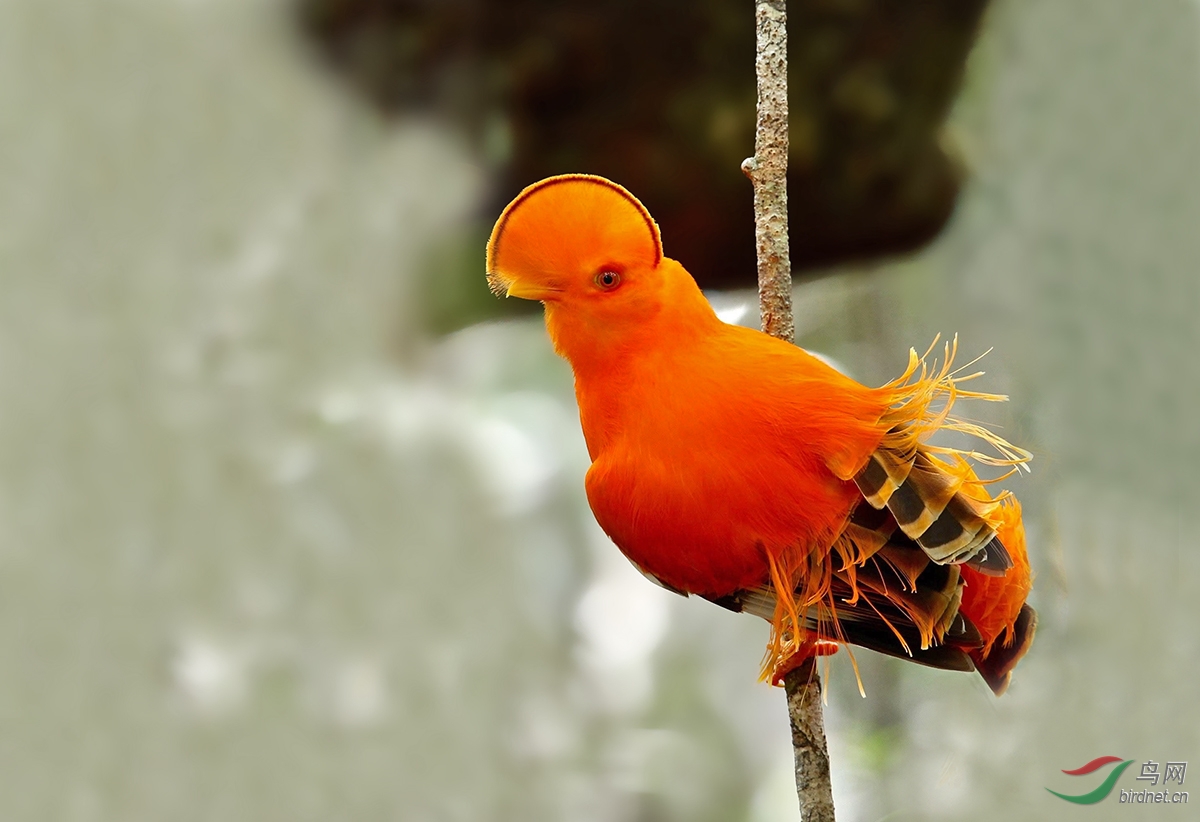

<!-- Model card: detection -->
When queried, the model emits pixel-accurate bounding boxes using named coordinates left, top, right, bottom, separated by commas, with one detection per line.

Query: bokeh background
left=2, top=1, right=1197, bottom=820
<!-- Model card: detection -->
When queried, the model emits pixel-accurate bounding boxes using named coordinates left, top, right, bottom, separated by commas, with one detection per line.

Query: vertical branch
left=784, top=661, right=836, bottom=822
left=743, top=2, right=836, bottom=820
left=742, top=0, right=793, bottom=344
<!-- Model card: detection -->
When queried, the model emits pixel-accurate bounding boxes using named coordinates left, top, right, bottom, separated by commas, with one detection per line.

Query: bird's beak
left=504, top=279, right=559, bottom=301
left=488, top=269, right=561, bottom=302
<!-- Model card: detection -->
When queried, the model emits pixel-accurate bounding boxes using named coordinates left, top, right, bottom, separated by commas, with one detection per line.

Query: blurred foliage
left=297, top=0, right=988, bottom=329
left=417, top=222, right=540, bottom=336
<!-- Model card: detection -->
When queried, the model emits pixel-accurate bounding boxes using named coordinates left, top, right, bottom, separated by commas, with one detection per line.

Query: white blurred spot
left=171, top=635, right=248, bottom=716
left=575, top=544, right=671, bottom=713
left=716, top=303, right=749, bottom=325
left=705, top=290, right=757, bottom=327
left=331, top=657, right=388, bottom=728
left=577, top=571, right=669, bottom=668
left=465, top=393, right=569, bottom=516
left=469, top=416, right=559, bottom=515
left=314, top=377, right=569, bottom=516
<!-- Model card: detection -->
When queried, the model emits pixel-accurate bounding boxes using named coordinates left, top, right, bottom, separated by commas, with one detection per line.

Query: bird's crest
left=487, top=175, right=663, bottom=297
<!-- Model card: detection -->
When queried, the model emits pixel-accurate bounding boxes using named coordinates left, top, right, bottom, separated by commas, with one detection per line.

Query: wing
left=855, top=440, right=1011, bottom=573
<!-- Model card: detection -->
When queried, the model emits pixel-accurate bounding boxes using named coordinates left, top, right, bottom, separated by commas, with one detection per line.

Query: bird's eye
left=595, top=270, right=621, bottom=290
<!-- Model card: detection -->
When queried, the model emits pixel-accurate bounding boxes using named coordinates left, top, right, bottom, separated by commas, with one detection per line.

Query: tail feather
left=709, top=562, right=1035, bottom=695
left=874, top=542, right=929, bottom=590
left=707, top=573, right=983, bottom=675
left=972, top=604, right=1037, bottom=696
left=705, top=510, right=1036, bottom=695
left=965, top=535, right=1012, bottom=577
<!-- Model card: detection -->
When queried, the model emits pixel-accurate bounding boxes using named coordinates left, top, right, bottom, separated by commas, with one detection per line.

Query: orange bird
left=486, top=174, right=1037, bottom=694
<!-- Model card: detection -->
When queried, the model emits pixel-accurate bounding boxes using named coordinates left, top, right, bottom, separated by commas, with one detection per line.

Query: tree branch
left=742, top=0, right=793, bottom=344
left=743, top=2, right=836, bottom=820
left=784, top=660, right=836, bottom=822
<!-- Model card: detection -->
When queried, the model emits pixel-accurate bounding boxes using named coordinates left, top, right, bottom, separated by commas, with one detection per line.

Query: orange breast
left=579, top=326, right=884, bottom=596
left=586, top=448, right=861, bottom=595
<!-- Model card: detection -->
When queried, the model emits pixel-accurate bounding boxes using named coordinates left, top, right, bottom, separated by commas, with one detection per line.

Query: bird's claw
left=770, top=639, right=840, bottom=687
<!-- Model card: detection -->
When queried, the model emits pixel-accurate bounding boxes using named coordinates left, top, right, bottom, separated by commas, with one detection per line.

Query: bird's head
left=487, top=174, right=714, bottom=367
left=487, top=174, right=664, bottom=304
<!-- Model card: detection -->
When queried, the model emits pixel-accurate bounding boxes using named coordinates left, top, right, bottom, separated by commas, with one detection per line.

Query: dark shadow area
left=297, top=0, right=989, bottom=295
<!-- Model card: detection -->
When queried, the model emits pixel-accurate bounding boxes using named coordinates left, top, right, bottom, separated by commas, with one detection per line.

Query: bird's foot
left=770, top=639, right=839, bottom=687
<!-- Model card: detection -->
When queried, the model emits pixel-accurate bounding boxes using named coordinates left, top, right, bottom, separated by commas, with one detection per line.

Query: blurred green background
left=1, top=1, right=1197, bottom=820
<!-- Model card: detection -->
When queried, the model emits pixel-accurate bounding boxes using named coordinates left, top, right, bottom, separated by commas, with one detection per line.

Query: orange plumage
left=487, top=174, right=1036, bottom=694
